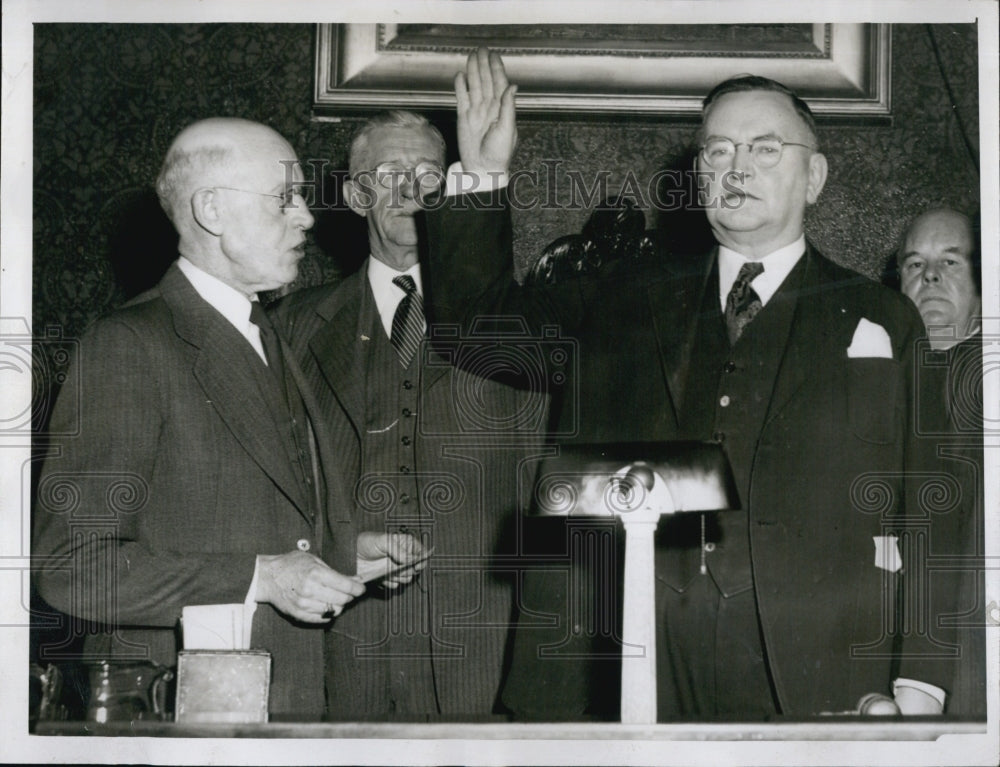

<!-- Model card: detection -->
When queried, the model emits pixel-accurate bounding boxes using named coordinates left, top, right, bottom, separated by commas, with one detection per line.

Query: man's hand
left=356, top=532, right=431, bottom=589
left=256, top=551, right=365, bottom=622
left=455, top=47, right=517, bottom=176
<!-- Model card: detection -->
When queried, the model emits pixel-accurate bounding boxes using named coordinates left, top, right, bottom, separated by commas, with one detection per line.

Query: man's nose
left=397, top=173, right=421, bottom=200
left=291, top=195, right=315, bottom=230
left=922, top=263, right=940, bottom=283
left=732, top=143, right=756, bottom=174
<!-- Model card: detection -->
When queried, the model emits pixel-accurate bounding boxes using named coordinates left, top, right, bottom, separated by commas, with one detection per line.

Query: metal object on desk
left=29, top=662, right=68, bottom=727
left=533, top=441, right=738, bottom=725
left=84, top=660, right=173, bottom=723
left=175, top=649, right=271, bottom=723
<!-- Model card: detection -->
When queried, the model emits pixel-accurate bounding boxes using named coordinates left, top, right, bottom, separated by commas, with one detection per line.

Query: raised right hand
left=255, top=550, right=365, bottom=623
left=455, top=47, right=518, bottom=176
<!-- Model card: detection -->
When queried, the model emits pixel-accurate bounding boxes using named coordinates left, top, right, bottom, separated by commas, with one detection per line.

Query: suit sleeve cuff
left=445, top=161, right=509, bottom=197
left=893, top=677, right=947, bottom=708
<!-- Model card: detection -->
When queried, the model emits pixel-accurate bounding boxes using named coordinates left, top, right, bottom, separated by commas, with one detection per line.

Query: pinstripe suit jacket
left=273, top=261, right=547, bottom=718
left=33, top=263, right=356, bottom=719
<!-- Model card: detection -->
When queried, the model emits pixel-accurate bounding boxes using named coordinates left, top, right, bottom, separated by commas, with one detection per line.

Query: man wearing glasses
left=425, top=52, right=941, bottom=719
left=273, top=111, right=543, bottom=720
left=33, top=118, right=429, bottom=720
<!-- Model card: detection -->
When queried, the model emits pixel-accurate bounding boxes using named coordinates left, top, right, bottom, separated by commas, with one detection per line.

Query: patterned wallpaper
left=31, top=23, right=979, bottom=391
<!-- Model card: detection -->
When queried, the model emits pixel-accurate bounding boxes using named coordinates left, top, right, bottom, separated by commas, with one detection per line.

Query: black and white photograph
left=2, top=1, right=997, bottom=764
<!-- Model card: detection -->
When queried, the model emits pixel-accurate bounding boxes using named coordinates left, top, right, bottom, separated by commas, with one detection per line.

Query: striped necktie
left=390, top=274, right=425, bottom=367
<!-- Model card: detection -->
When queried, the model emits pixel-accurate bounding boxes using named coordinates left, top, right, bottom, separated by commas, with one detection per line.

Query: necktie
left=725, top=261, right=765, bottom=345
left=390, top=274, right=425, bottom=367
left=249, top=301, right=286, bottom=391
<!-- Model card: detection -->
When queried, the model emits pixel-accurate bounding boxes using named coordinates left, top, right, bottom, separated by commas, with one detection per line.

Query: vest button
left=703, top=542, right=716, bottom=553
left=713, top=431, right=725, bottom=442
left=402, top=408, right=412, bottom=417
left=296, top=539, right=311, bottom=551
left=724, top=361, right=736, bottom=373
left=403, top=379, right=413, bottom=390
left=719, top=395, right=731, bottom=407
left=401, top=435, right=411, bottom=446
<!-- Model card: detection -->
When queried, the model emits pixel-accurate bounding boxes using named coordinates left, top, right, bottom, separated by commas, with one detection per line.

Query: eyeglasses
left=351, top=162, right=445, bottom=191
left=699, top=137, right=815, bottom=170
left=209, top=185, right=310, bottom=211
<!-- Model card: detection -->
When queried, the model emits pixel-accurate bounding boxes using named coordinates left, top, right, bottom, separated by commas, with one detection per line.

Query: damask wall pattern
left=31, top=23, right=979, bottom=373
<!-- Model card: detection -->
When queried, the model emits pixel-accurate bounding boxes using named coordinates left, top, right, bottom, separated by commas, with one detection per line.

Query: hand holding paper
left=356, top=532, right=432, bottom=589
left=255, top=550, right=365, bottom=622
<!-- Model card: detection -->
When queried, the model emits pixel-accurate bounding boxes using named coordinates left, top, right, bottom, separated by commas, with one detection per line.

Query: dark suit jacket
left=898, top=333, right=986, bottom=716
left=272, top=262, right=546, bottom=718
left=33, top=263, right=356, bottom=719
left=423, top=192, right=927, bottom=717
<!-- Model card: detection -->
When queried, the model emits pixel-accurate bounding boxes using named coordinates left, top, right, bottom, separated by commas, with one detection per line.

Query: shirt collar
left=717, top=235, right=806, bottom=310
left=366, top=257, right=423, bottom=339
left=176, top=256, right=257, bottom=339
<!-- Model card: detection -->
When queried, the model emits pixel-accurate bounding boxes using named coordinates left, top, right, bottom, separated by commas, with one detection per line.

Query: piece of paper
left=873, top=535, right=903, bottom=573
left=182, top=604, right=255, bottom=650
left=356, top=548, right=434, bottom=583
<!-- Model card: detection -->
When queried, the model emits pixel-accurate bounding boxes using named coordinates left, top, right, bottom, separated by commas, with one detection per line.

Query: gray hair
left=347, top=111, right=446, bottom=176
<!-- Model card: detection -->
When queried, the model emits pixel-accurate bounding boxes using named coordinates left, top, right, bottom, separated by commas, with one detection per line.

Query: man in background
left=893, top=207, right=986, bottom=716
left=33, top=117, right=421, bottom=720
left=274, top=111, right=544, bottom=720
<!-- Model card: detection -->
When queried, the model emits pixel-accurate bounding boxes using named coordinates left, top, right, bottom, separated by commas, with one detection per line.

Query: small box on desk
left=175, top=650, right=271, bottom=723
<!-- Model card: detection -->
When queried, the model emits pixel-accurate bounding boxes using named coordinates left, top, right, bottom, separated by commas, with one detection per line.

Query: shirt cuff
left=444, top=161, right=509, bottom=197
left=247, top=556, right=262, bottom=606
left=893, top=677, right=947, bottom=708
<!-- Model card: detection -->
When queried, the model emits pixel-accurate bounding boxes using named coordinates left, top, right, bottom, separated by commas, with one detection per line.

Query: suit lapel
left=647, top=251, right=716, bottom=421
left=307, top=268, right=368, bottom=435
left=764, top=245, right=862, bottom=426
left=282, top=341, right=353, bottom=525
left=160, top=265, right=312, bottom=521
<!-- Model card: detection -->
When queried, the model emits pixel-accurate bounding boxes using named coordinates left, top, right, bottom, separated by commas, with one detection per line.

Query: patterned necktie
left=725, top=261, right=765, bottom=345
left=390, top=274, right=425, bottom=367
left=249, top=301, right=286, bottom=391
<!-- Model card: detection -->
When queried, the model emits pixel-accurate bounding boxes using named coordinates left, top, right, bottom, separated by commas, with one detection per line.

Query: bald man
left=33, top=118, right=422, bottom=720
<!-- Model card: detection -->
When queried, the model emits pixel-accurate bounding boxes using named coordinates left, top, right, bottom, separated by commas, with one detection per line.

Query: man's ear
left=343, top=178, right=370, bottom=218
left=190, top=188, right=224, bottom=235
left=805, top=153, right=828, bottom=204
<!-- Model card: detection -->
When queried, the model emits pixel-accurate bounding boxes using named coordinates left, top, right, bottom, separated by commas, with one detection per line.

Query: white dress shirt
left=366, top=256, right=425, bottom=340
left=176, top=256, right=268, bottom=364
left=717, top=236, right=806, bottom=310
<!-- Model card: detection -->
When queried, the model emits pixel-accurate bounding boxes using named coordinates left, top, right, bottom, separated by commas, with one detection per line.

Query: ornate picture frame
left=314, top=23, right=891, bottom=120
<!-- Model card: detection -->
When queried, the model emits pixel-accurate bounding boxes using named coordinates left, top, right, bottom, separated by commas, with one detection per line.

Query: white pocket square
left=847, top=318, right=893, bottom=359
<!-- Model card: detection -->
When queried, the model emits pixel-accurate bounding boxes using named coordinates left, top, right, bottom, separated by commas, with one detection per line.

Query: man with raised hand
left=424, top=49, right=939, bottom=720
